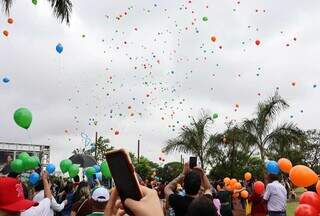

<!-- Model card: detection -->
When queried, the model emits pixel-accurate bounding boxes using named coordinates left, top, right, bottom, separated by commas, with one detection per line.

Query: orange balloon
left=289, top=165, right=318, bottom=187
left=224, top=177, right=231, bottom=185
left=278, top=158, right=292, bottom=173
left=316, top=181, right=320, bottom=196
left=234, top=182, right=242, bottom=190
left=211, top=36, right=217, bottom=42
left=233, top=193, right=239, bottom=198
left=241, top=190, right=249, bottom=199
left=244, top=172, right=252, bottom=181
left=7, top=18, right=14, bottom=24
left=230, top=178, right=237, bottom=186
left=3, top=30, right=8, bottom=37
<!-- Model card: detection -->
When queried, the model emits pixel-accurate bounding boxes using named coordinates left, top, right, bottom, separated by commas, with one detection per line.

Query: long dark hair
left=186, top=196, right=218, bottom=216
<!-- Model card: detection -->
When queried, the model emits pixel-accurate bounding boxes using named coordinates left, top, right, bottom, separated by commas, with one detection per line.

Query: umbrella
left=69, top=154, right=96, bottom=168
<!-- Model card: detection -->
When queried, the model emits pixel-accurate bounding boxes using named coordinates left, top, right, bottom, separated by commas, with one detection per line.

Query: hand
left=41, top=171, right=49, bottom=181
left=182, top=162, right=190, bottom=175
left=105, top=189, right=126, bottom=216
left=125, top=186, right=164, bottom=216
left=63, top=200, right=68, bottom=205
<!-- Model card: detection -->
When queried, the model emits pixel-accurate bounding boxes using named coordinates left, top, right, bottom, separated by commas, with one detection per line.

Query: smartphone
left=189, top=156, right=197, bottom=169
left=106, top=149, right=142, bottom=215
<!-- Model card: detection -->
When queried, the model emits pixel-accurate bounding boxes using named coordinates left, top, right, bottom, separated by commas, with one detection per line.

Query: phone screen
left=189, top=157, right=197, bottom=169
left=106, top=150, right=142, bottom=205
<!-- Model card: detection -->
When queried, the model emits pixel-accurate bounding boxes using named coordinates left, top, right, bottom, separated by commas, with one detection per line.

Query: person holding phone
left=164, top=163, right=217, bottom=216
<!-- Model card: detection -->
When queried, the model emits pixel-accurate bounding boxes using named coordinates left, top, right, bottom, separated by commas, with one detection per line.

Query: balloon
left=31, top=155, right=40, bottom=166
left=278, top=158, right=292, bottom=173
left=18, top=152, right=30, bottom=162
left=68, top=164, right=79, bottom=178
left=202, top=16, right=208, bottom=21
left=224, top=177, right=230, bottom=185
left=29, top=172, right=40, bottom=185
left=2, top=77, right=10, bottom=83
left=7, top=18, right=13, bottom=24
left=255, top=40, right=260, bottom=45
left=96, top=172, right=102, bottom=181
left=10, top=159, right=24, bottom=173
left=317, top=181, right=320, bottom=196
left=25, top=156, right=38, bottom=170
left=295, top=204, right=319, bottom=216
left=244, top=172, right=252, bottom=181
left=93, top=165, right=100, bottom=173
left=211, top=36, right=217, bottom=43
left=14, top=108, right=32, bottom=129
left=266, top=160, right=280, bottom=175
left=254, top=181, right=265, bottom=194
left=32, top=0, right=37, bottom=5
left=101, top=161, right=111, bottom=178
left=3, top=30, right=8, bottom=37
left=289, top=165, right=318, bottom=187
left=85, top=167, right=96, bottom=177
left=212, top=113, right=218, bottom=119
left=234, top=182, right=242, bottom=190
left=230, top=178, right=237, bottom=186
left=114, top=130, right=119, bottom=135
left=299, top=191, right=320, bottom=211
left=60, top=159, right=72, bottom=173
left=241, top=190, right=249, bottom=199
left=46, top=163, right=56, bottom=174
left=56, top=43, right=63, bottom=54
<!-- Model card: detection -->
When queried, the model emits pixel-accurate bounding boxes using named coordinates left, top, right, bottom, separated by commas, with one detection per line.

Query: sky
left=1, top=0, right=320, bottom=165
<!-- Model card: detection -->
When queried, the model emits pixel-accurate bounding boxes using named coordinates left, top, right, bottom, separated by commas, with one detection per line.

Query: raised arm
left=164, top=163, right=189, bottom=199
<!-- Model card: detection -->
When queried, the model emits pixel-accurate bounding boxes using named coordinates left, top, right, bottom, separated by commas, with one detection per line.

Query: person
left=263, top=174, right=287, bottom=216
left=248, top=189, right=267, bottom=216
left=186, top=196, right=218, bottom=216
left=105, top=186, right=163, bottom=216
left=0, top=155, right=12, bottom=175
left=217, top=182, right=233, bottom=216
left=164, top=163, right=217, bottom=216
left=33, top=179, right=67, bottom=216
left=70, top=182, right=91, bottom=216
left=71, top=186, right=109, bottom=216
left=72, top=181, right=91, bottom=204
left=0, top=171, right=52, bottom=216
left=212, top=192, right=221, bottom=216
left=60, top=181, right=74, bottom=216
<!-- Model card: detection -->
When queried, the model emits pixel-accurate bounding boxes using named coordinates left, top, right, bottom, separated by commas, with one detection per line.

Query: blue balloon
left=29, top=172, right=40, bottom=185
left=96, top=172, right=102, bottom=181
left=266, top=160, right=280, bottom=175
left=56, top=43, right=63, bottom=54
left=2, top=77, right=10, bottom=83
left=46, top=163, right=56, bottom=174
left=93, top=165, right=100, bottom=173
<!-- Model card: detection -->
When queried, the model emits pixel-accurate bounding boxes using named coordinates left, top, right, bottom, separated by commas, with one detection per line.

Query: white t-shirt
left=33, top=190, right=65, bottom=214
left=21, top=198, right=51, bottom=216
left=263, top=180, right=287, bottom=212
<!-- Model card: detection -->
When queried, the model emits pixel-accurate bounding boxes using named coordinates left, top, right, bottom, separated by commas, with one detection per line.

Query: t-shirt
left=21, top=198, right=51, bottom=216
left=33, top=190, right=65, bottom=215
left=71, top=199, right=107, bottom=216
left=263, top=180, right=287, bottom=212
left=169, top=193, right=213, bottom=216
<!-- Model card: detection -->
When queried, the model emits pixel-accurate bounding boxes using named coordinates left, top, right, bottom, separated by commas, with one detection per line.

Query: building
left=0, top=142, right=50, bottom=165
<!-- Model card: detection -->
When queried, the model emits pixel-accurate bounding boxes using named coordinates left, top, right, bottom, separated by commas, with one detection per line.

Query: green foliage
left=94, top=136, right=113, bottom=162
left=130, top=153, right=159, bottom=181
left=157, top=162, right=183, bottom=182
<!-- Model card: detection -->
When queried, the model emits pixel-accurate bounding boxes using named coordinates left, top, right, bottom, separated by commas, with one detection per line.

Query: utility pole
left=137, top=139, right=140, bottom=164
left=95, top=132, right=98, bottom=161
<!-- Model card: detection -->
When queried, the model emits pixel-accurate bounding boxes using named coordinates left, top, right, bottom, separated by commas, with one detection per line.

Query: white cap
left=92, top=187, right=109, bottom=202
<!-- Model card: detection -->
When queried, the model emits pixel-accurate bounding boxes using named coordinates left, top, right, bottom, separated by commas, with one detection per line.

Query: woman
left=248, top=190, right=266, bottom=216
left=60, top=181, right=74, bottom=216
left=70, top=182, right=91, bottom=216
left=217, top=182, right=233, bottom=216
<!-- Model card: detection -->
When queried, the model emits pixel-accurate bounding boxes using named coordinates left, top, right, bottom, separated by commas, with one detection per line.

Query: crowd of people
left=0, top=156, right=295, bottom=216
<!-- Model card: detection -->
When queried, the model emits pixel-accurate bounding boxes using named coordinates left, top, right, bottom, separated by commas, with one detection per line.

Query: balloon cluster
left=223, top=177, right=249, bottom=199
left=60, top=159, right=79, bottom=178
left=85, top=162, right=112, bottom=180
left=10, top=152, right=40, bottom=173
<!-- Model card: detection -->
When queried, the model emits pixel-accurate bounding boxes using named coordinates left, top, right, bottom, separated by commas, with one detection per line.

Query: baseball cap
left=92, top=187, right=109, bottom=202
left=0, top=177, right=36, bottom=212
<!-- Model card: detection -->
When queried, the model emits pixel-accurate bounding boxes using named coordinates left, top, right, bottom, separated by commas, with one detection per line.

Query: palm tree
left=163, top=112, right=220, bottom=169
left=2, top=0, right=72, bottom=24
left=239, top=92, right=305, bottom=162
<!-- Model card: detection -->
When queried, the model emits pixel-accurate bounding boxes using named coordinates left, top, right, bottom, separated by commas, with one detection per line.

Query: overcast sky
left=1, top=0, right=320, bottom=165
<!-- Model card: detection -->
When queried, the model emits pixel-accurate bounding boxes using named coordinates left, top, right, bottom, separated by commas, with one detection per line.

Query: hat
left=0, top=177, right=36, bottom=212
left=92, top=187, right=109, bottom=202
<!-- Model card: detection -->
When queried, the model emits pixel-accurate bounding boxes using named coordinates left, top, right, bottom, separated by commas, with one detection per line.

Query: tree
left=304, top=130, right=320, bottom=173
left=129, top=153, right=159, bottom=181
left=239, top=92, right=305, bottom=162
left=94, top=136, right=113, bottom=162
left=163, top=112, right=219, bottom=169
left=157, top=162, right=183, bottom=182
left=2, top=0, right=72, bottom=24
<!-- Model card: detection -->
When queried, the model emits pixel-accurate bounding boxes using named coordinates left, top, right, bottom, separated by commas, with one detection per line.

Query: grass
left=287, top=201, right=298, bottom=216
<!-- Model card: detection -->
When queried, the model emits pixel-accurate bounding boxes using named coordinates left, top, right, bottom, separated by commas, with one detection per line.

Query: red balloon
left=295, top=204, right=319, bottom=216
left=253, top=181, right=265, bottom=194
left=255, top=40, right=260, bottom=46
left=114, top=130, right=119, bottom=135
left=299, top=191, right=320, bottom=211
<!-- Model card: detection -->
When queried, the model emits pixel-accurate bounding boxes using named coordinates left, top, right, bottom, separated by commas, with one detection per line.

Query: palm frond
left=47, top=0, right=72, bottom=24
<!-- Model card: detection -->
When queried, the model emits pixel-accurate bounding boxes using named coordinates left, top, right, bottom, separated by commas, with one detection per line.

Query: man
left=263, top=174, right=287, bottom=216
left=0, top=171, right=52, bottom=216
left=164, top=163, right=214, bottom=216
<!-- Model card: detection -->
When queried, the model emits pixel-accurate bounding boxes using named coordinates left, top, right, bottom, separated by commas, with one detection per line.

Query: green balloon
left=14, top=108, right=33, bottom=129
left=31, top=155, right=40, bottom=166
left=60, top=159, right=72, bottom=173
left=101, top=161, right=111, bottom=178
left=10, top=159, right=24, bottom=173
left=85, top=167, right=96, bottom=178
left=68, top=164, right=79, bottom=178
left=32, top=0, right=37, bottom=5
left=24, top=156, right=38, bottom=170
left=202, top=16, right=208, bottom=21
left=18, top=152, right=30, bottom=162
left=212, top=113, right=219, bottom=119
